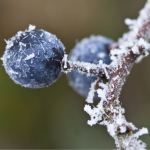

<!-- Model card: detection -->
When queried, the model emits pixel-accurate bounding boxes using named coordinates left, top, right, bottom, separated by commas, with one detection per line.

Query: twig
left=62, top=0, right=150, bottom=149
left=62, top=58, right=109, bottom=79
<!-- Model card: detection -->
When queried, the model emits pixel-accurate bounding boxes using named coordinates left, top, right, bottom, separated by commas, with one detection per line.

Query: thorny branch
left=62, top=0, right=150, bottom=149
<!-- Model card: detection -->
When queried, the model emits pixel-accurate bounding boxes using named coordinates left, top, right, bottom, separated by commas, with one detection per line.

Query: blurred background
left=0, top=0, right=149, bottom=149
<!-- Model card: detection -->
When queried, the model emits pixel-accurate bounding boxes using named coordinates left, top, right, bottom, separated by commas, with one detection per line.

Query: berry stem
left=61, top=59, right=110, bottom=79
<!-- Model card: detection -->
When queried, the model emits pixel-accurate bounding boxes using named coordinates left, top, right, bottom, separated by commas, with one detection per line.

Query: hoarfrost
left=103, top=67, right=110, bottom=79
left=28, top=24, right=36, bottom=31
left=135, top=55, right=145, bottom=63
left=98, top=52, right=106, bottom=58
left=82, top=0, right=150, bottom=149
left=86, top=80, right=98, bottom=103
left=134, top=127, right=149, bottom=138
left=4, top=25, right=36, bottom=51
left=62, top=54, right=68, bottom=69
left=24, top=53, right=35, bottom=61
left=9, top=68, right=18, bottom=75
left=125, top=18, right=136, bottom=27
left=107, top=124, right=115, bottom=137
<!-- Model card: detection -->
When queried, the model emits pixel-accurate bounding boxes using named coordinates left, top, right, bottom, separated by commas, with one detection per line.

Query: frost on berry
left=67, top=35, right=114, bottom=98
left=1, top=25, right=65, bottom=88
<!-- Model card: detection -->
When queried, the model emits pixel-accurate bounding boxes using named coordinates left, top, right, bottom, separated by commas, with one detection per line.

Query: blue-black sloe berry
left=1, top=25, right=65, bottom=88
left=67, top=35, right=114, bottom=98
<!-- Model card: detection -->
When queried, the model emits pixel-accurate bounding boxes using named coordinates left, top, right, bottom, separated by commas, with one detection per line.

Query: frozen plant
left=1, top=0, right=150, bottom=149
left=67, top=35, right=113, bottom=99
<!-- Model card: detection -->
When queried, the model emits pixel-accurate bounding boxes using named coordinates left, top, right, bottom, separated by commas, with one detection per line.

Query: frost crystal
left=134, top=127, right=149, bottom=138
left=62, top=54, right=68, bottom=69
left=85, top=80, right=98, bottom=103
left=24, top=53, right=35, bottom=61
left=28, top=24, right=36, bottom=31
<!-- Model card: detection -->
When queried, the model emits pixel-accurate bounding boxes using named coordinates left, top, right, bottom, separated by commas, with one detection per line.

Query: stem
left=62, top=0, right=150, bottom=149
left=84, top=0, right=150, bottom=149
left=61, top=60, right=109, bottom=79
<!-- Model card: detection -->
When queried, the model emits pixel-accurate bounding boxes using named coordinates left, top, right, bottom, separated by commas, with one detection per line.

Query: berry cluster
left=1, top=25, right=113, bottom=97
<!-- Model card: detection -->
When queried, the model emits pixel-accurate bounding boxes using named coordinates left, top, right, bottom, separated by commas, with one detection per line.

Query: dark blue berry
left=67, top=35, right=114, bottom=98
left=1, top=25, right=65, bottom=88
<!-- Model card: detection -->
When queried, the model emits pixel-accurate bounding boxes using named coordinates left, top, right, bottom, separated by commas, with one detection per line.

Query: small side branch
left=84, top=0, right=150, bottom=149
left=61, top=58, right=109, bottom=79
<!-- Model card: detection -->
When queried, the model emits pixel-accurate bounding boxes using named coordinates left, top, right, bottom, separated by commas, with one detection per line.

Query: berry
left=67, top=35, right=114, bottom=98
left=1, top=25, right=65, bottom=88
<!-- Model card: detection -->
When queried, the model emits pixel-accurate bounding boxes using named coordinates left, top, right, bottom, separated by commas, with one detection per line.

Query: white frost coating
left=9, top=68, right=18, bottom=75
left=99, top=60, right=103, bottom=65
left=132, top=38, right=150, bottom=62
left=120, top=126, right=126, bottom=133
left=19, top=42, right=26, bottom=47
left=83, top=0, right=150, bottom=149
left=132, top=38, right=149, bottom=54
left=84, top=82, right=109, bottom=126
left=138, top=38, right=149, bottom=49
left=97, top=89, right=106, bottom=100
left=113, top=75, right=120, bottom=81
left=135, top=55, right=145, bottom=63
left=40, top=33, right=43, bottom=37
left=98, top=52, right=106, bottom=58
left=104, top=67, right=110, bottom=79
left=28, top=24, right=36, bottom=32
left=62, top=54, right=68, bottom=69
left=107, top=124, right=115, bottom=137
left=125, top=18, right=136, bottom=26
left=121, top=135, right=147, bottom=150
left=66, top=60, right=99, bottom=75
left=84, top=105, right=93, bottom=115
left=110, top=47, right=129, bottom=63
left=110, top=48, right=127, bottom=56
left=86, top=80, right=98, bottom=103
left=120, top=1, right=150, bottom=44
left=116, top=113, right=124, bottom=125
left=5, top=39, right=14, bottom=50
left=132, top=44, right=140, bottom=54
left=4, top=25, right=36, bottom=51
left=84, top=104, right=102, bottom=126
left=24, top=53, right=35, bottom=60
left=134, top=127, right=149, bottom=138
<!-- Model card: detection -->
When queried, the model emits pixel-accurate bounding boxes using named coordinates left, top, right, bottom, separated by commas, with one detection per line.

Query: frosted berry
left=1, top=25, right=65, bottom=88
left=67, top=35, right=114, bottom=98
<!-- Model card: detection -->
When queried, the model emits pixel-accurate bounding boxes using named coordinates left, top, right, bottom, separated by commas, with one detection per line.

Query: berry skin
left=67, top=35, right=114, bottom=98
left=1, top=25, right=65, bottom=88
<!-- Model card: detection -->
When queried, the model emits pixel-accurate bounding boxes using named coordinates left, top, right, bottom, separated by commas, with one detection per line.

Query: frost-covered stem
left=61, top=60, right=109, bottom=78
left=101, top=0, right=150, bottom=149
left=84, top=0, right=150, bottom=149
left=106, top=0, right=150, bottom=114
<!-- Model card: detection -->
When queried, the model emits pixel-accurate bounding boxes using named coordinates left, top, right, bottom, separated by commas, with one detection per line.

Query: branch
left=61, top=0, right=150, bottom=149
left=84, top=0, right=150, bottom=149
left=61, top=55, right=109, bottom=79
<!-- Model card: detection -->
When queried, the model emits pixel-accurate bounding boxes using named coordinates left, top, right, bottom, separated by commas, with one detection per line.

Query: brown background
left=0, top=0, right=149, bottom=149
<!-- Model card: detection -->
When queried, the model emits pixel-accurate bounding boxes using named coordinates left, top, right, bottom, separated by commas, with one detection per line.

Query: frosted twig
left=61, top=0, right=150, bottom=149
left=61, top=60, right=110, bottom=79
left=84, top=0, right=150, bottom=149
